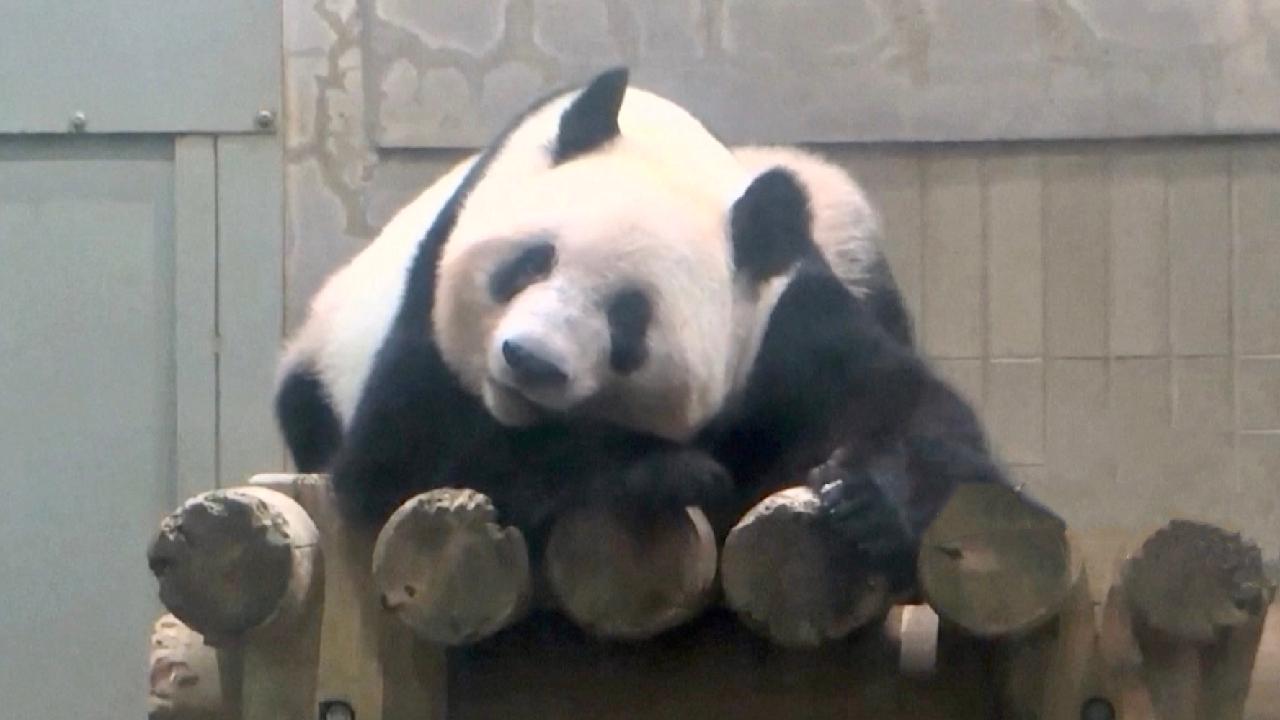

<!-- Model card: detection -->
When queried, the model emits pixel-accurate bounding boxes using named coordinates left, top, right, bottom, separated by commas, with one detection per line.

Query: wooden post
left=263, top=474, right=446, bottom=720
left=1120, top=520, right=1277, bottom=720
left=720, top=486, right=892, bottom=647
left=544, top=505, right=718, bottom=640
left=147, top=481, right=324, bottom=719
left=372, top=488, right=532, bottom=646
left=148, top=614, right=230, bottom=720
left=1243, top=595, right=1280, bottom=720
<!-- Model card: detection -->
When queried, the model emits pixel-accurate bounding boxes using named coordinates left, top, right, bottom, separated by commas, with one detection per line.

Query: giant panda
left=275, top=67, right=751, bottom=538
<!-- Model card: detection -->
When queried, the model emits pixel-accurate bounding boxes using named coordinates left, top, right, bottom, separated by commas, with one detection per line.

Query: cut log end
left=1123, top=519, right=1276, bottom=643
left=147, top=487, right=319, bottom=644
left=545, top=505, right=717, bottom=641
left=918, top=483, right=1077, bottom=638
left=721, top=487, right=891, bottom=648
left=372, top=488, right=531, bottom=646
left=147, top=614, right=226, bottom=720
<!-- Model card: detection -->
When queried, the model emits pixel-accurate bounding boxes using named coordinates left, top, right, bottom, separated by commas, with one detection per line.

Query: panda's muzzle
left=501, top=339, right=569, bottom=389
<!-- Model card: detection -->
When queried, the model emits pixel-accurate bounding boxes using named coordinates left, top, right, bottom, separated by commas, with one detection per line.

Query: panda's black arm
left=328, top=334, right=494, bottom=526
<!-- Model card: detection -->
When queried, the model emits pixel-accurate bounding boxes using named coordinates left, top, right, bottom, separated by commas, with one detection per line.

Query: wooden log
left=147, top=486, right=320, bottom=645
left=371, top=488, right=531, bottom=646
left=918, top=482, right=1078, bottom=638
left=148, top=614, right=229, bottom=720
left=1124, top=520, right=1273, bottom=643
left=258, top=474, right=445, bottom=720
left=544, top=505, right=717, bottom=641
left=720, top=487, right=892, bottom=648
left=992, top=569, right=1112, bottom=720
left=1243, top=597, right=1280, bottom=720
left=1096, top=580, right=1157, bottom=718
left=1121, top=520, right=1277, bottom=720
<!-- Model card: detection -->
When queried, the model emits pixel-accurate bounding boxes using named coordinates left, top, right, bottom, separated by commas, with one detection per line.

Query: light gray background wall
left=282, top=0, right=1280, bottom=559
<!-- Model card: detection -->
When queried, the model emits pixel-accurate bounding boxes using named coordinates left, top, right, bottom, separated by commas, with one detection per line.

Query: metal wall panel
left=0, top=0, right=281, bottom=134
left=216, top=134, right=287, bottom=486
left=173, top=137, right=219, bottom=500
left=0, top=136, right=176, bottom=718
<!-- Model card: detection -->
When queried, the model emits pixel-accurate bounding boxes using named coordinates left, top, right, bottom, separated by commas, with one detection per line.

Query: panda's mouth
left=483, top=376, right=547, bottom=426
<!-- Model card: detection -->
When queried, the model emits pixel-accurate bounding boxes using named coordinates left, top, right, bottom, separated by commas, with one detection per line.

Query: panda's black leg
left=810, top=448, right=918, bottom=594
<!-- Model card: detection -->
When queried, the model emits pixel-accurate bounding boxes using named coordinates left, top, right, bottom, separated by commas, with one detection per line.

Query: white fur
left=277, top=155, right=476, bottom=428
left=436, top=152, right=743, bottom=441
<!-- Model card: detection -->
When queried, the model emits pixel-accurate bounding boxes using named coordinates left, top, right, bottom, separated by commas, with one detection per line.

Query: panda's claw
left=812, top=464, right=914, bottom=565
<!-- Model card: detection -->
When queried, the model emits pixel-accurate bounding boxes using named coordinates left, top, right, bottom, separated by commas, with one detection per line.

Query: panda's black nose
left=502, top=340, right=568, bottom=388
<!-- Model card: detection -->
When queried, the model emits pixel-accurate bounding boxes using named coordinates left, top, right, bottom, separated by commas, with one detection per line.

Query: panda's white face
left=434, top=155, right=738, bottom=441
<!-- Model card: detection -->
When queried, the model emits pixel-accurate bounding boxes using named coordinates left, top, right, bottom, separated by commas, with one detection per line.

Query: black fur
left=606, top=287, right=651, bottom=374
left=729, top=168, right=815, bottom=284
left=489, top=239, right=557, bottom=303
left=553, top=67, right=628, bottom=164
left=703, top=167, right=1026, bottom=595
left=274, top=367, right=342, bottom=472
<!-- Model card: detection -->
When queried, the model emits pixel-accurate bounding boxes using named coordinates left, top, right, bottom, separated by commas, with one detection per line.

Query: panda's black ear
left=731, top=168, right=813, bottom=284
left=554, top=67, right=629, bottom=163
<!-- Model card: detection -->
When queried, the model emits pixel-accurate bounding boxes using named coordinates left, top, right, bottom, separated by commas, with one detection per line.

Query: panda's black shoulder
left=275, top=364, right=342, bottom=472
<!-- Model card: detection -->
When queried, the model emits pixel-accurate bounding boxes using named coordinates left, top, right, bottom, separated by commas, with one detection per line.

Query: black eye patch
left=489, top=240, right=557, bottom=303
left=607, top=288, right=651, bottom=374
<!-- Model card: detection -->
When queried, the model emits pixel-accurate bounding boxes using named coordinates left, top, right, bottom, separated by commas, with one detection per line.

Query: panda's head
left=433, top=69, right=747, bottom=441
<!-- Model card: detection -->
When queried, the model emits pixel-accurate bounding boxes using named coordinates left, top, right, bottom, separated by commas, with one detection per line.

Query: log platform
left=147, top=474, right=1279, bottom=720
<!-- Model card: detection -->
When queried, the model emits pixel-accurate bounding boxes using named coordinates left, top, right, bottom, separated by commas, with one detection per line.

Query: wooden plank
left=1044, top=152, right=1109, bottom=358
left=985, top=153, right=1043, bottom=358
left=1110, top=358, right=1172, bottom=507
left=922, top=155, right=983, bottom=358
left=1045, top=359, right=1115, bottom=526
left=1168, top=147, right=1231, bottom=355
left=1232, top=143, right=1280, bottom=356
left=1109, top=151, right=1168, bottom=358
left=215, top=135, right=285, bottom=486
left=1243, top=600, right=1280, bottom=720
left=173, top=136, right=219, bottom=502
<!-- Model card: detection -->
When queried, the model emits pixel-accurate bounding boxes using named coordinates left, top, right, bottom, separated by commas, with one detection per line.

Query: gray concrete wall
left=282, top=0, right=1280, bottom=556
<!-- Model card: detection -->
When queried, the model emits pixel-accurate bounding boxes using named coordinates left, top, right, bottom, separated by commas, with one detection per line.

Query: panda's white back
left=278, top=155, right=476, bottom=428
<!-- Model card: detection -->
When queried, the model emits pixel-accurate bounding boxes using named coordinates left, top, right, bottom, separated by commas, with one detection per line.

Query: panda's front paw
left=810, top=460, right=916, bottom=589
left=607, top=448, right=734, bottom=514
